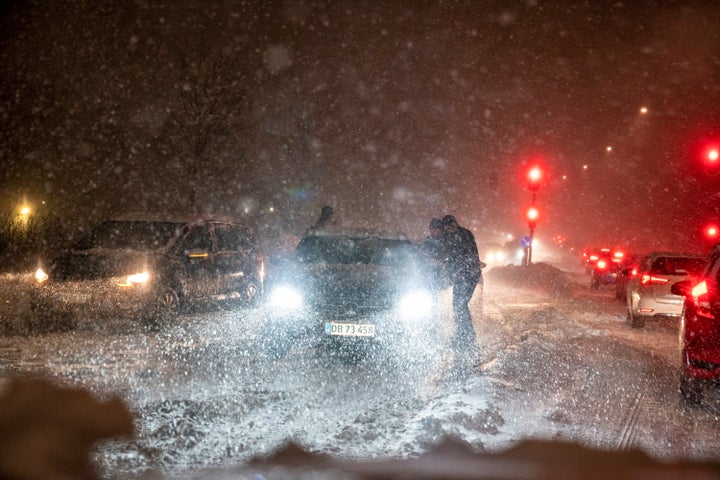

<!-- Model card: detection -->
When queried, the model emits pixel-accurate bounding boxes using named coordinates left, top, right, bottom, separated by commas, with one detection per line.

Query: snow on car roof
left=109, top=212, right=249, bottom=226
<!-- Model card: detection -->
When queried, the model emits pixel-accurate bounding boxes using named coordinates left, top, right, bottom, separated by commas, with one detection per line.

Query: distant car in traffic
left=477, top=242, right=507, bottom=268
left=589, top=251, right=621, bottom=288
left=31, top=214, right=263, bottom=330
left=625, top=252, right=704, bottom=328
left=583, top=247, right=625, bottom=287
left=261, top=226, right=439, bottom=359
left=671, top=244, right=720, bottom=405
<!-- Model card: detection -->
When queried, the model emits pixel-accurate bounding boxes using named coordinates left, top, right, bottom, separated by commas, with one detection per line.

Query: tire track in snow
left=616, top=391, right=643, bottom=451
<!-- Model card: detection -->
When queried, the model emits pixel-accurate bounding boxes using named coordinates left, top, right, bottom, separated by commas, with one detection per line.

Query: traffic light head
left=526, top=206, right=539, bottom=228
left=528, top=166, right=542, bottom=192
left=707, top=148, right=719, bottom=163
left=706, top=225, right=719, bottom=240
left=701, top=143, right=720, bottom=176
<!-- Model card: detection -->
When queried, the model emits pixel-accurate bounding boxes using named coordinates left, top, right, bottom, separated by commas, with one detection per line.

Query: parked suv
left=625, top=252, right=704, bottom=328
left=672, top=244, right=720, bottom=405
left=32, top=214, right=262, bottom=329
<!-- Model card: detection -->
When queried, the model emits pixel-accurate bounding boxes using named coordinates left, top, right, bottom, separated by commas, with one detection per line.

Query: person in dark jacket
left=441, top=214, right=484, bottom=354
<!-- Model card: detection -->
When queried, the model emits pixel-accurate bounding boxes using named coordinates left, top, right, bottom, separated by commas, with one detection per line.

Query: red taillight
left=640, top=274, right=669, bottom=285
left=630, top=267, right=638, bottom=276
left=691, top=280, right=708, bottom=297
left=597, top=259, right=608, bottom=269
left=691, top=280, right=714, bottom=319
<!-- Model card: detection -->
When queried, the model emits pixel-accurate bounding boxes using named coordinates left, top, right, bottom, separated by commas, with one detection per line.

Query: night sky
left=1, top=0, right=719, bottom=253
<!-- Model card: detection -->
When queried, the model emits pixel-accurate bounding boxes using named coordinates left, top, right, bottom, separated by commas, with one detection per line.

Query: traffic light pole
left=524, top=166, right=541, bottom=267
left=528, top=191, right=536, bottom=265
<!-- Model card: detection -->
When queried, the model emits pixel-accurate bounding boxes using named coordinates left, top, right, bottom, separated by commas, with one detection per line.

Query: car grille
left=318, top=302, right=388, bottom=320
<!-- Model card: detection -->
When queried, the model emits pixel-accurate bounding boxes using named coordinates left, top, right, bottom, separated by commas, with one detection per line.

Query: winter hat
left=441, top=215, right=458, bottom=226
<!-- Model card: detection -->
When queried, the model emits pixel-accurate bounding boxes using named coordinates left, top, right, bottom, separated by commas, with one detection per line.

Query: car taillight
left=640, top=274, right=669, bottom=286
left=596, top=259, right=608, bottom=269
left=691, top=280, right=714, bottom=319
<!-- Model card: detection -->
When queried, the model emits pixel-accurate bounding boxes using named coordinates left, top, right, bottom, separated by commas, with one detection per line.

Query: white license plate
left=324, top=322, right=375, bottom=337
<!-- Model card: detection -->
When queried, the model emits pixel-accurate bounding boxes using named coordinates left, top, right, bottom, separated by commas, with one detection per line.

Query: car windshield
left=74, top=221, right=183, bottom=251
left=295, top=235, right=416, bottom=266
left=651, top=257, right=704, bottom=276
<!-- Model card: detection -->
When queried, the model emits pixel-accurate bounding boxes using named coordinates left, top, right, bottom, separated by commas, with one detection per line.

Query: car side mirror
left=671, top=279, right=691, bottom=296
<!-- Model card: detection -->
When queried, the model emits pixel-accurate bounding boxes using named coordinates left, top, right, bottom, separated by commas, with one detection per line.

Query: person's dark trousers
left=451, top=275, right=479, bottom=351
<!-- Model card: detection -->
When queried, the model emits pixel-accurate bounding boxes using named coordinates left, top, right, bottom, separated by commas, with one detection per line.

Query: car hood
left=51, top=248, right=161, bottom=281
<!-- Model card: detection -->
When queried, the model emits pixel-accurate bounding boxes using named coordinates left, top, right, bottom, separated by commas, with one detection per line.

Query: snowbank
left=484, top=262, right=573, bottom=298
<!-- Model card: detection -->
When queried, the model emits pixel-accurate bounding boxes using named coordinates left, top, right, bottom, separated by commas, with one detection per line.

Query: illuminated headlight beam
left=397, top=289, right=434, bottom=320
left=118, top=271, right=150, bottom=287
left=35, top=268, right=48, bottom=284
left=267, top=285, right=304, bottom=311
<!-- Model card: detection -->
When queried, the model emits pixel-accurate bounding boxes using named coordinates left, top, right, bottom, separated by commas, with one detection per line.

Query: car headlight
left=118, top=272, right=150, bottom=287
left=267, top=285, right=304, bottom=312
left=398, top=289, right=434, bottom=320
left=35, top=268, right=48, bottom=284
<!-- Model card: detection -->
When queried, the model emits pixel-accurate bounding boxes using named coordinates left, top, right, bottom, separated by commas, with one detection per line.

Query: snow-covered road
left=1, top=263, right=719, bottom=479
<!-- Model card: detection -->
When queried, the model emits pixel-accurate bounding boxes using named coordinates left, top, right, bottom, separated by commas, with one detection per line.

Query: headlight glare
left=268, top=285, right=303, bottom=311
left=118, top=272, right=150, bottom=287
left=398, top=289, right=434, bottom=319
left=128, top=272, right=149, bottom=284
left=35, top=268, right=48, bottom=284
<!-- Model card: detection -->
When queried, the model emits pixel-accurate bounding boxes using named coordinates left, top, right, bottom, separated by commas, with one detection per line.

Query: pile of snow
left=484, top=263, right=573, bottom=297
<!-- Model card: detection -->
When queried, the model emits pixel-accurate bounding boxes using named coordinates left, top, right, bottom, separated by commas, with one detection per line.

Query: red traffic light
left=701, top=142, right=720, bottom=176
left=707, top=148, right=719, bottom=163
left=528, top=166, right=542, bottom=192
left=705, top=224, right=719, bottom=239
left=526, top=206, right=539, bottom=228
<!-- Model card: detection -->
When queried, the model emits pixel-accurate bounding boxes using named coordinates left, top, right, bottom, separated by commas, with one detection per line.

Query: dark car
left=588, top=249, right=624, bottom=288
left=31, top=214, right=262, bottom=329
left=261, top=227, right=439, bottom=359
left=671, top=244, right=720, bottom=405
left=614, top=252, right=644, bottom=300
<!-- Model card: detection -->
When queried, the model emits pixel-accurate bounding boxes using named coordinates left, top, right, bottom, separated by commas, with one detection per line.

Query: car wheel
left=680, top=374, right=703, bottom=406
left=147, top=287, right=181, bottom=329
left=625, top=303, right=644, bottom=328
left=245, top=281, right=260, bottom=307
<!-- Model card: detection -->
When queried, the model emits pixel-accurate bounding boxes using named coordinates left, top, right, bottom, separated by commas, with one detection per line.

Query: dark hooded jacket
left=444, top=225, right=484, bottom=283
